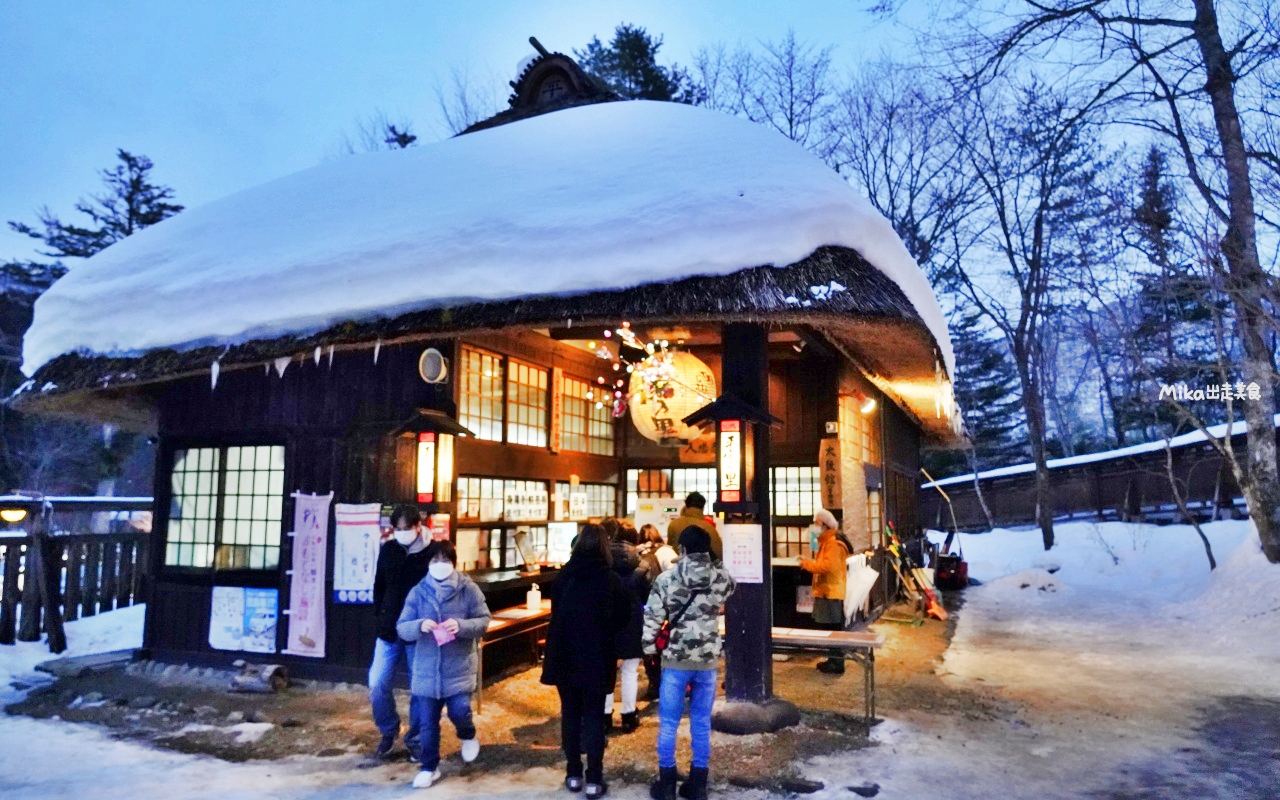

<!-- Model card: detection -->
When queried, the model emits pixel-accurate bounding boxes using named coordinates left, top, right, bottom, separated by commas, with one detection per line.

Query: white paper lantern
left=628, top=351, right=716, bottom=444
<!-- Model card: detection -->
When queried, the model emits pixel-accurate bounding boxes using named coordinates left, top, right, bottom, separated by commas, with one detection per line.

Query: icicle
left=373, top=339, right=382, bottom=364
left=211, top=360, right=220, bottom=390
left=273, top=356, right=290, bottom=377
left=313, top=346, right=322, bottom=365
left=327, top=345, right=334, bottom=368
left=265, top=363, right=271, bottom=376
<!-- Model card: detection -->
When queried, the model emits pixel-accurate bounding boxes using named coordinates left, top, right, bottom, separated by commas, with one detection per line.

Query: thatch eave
left=14, top=246, right=962, bottom=442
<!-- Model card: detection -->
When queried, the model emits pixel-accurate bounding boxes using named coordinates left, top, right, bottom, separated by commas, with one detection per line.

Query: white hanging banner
left=333, top=502, right=381, bottom=604
left=285, top=491, right=333, bottom=657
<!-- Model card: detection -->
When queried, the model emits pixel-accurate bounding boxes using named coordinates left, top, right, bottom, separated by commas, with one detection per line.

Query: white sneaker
left=411, top=769, right=441, bottom=788
left=460, top=738, right=480, bottom=763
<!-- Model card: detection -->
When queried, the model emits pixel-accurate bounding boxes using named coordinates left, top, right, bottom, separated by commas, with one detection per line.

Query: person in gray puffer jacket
left=396, top=540, right=491, bottom=789
left=642, top=527, right=735, bottom=800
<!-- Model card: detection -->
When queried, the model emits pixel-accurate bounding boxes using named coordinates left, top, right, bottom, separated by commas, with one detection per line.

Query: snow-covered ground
left=4, top=522, right=1279, bottom=798
left=804, top=520, right=1280, bottom=798
left=0, top=602, right=144, bottom=705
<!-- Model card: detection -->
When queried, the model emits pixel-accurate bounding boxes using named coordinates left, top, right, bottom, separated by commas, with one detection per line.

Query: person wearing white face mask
left=369, top=505, right=431, bottom=760
left=397, top=540, right=491, bottom=789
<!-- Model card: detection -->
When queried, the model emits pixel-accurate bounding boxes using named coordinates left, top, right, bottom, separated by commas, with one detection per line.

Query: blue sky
left=0, top=1, right=923, bottom=263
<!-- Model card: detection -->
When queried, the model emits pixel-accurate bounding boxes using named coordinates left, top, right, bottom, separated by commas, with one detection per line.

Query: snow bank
left=0, top=603, right=145, bottom=705
left=22, top=100, right=951, bottom=377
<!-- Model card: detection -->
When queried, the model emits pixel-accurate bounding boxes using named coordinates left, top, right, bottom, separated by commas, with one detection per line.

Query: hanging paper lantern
left=628, top=351, right=716, bottom=445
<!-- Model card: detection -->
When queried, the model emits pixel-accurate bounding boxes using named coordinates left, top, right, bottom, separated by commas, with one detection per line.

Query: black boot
left=678, top=766, right=708, bottom=800
left=649, top=766, right=678, bottom=800
left=620, top=711, right=639, bottom=733
left=603, top=713, right=615, bottom=734
left=816, top=657, right=845, bottom=675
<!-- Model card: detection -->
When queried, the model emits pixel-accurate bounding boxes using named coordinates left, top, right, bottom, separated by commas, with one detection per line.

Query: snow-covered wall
left=23, top=101, right=952, bottom=377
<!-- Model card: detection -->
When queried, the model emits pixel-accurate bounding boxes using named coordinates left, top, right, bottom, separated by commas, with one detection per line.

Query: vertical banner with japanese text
left=819, top=437, right=842, bottom=510
left=286, top=491, right=332, bottom=657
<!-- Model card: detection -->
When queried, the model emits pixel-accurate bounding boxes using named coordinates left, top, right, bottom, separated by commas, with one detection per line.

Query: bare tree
left=946, top=78, right=1111, bottom=550
left=955, top=0, right=1280, bottom=561
left=827, top=59, right=977, bottom=279
left=336, top=109, right=419, bottom=155
left=434, top=66, right=501, bottom=136
left=693, top=30, right=837, bottom=156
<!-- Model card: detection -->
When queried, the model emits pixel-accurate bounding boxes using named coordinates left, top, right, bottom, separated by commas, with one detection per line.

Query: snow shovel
left=913, top=567, right=949, bottom=621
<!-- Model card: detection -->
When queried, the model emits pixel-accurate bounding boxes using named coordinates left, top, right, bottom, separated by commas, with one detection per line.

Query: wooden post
left=40, top=520, right=67, bottom=653
left=64, top=539, right=84, bottom=621
left=17, top=539, right=40, bottom=642
left=720, top=323, right=773, bottom=702
left=712, top=323, right=799, bottom=733
left=100, top=538, right=119, bottom=613
left=82, top=539, right=101, bottom=617
left=117, top=539, right=136, bottom=608
left=0, top=541, right=20, bottom=644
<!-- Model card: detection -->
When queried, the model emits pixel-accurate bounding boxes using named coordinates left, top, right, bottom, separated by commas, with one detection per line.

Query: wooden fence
left=0, top=496, right=152, bottom=646
left=920, top=436, right=1251, bottom=532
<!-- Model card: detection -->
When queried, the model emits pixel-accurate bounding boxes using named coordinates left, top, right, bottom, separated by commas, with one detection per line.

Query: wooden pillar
left=713, top=323, right=798, bottom=733
left=720, top=323, right=773, bottom=703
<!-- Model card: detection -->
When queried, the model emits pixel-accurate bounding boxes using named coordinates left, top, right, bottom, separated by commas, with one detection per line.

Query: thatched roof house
left=17, top=46, right=959, bottom=443
left=12, top=42, right=963, bottom=690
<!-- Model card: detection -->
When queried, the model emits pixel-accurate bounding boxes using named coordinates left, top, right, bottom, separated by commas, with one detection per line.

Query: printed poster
left=333, top=502, right=381, bottom=604
left=285, top=491, right=332, bottom=657
left=633, top=498, right=682, bottom=542
left=209, top=586, right=279, bottom=653
left=721, top=523, right=764, bottom=584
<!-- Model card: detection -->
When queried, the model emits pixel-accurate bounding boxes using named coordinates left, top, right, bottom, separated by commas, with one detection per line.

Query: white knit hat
left=814, top=509, right=838, bottom=531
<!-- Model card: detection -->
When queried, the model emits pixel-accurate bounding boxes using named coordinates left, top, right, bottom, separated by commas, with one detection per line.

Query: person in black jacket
left=369, top=504, right=431, bottom=760
left=604, top=520, right=648, bottom=734
left=541, top=523, right=630, bottom=799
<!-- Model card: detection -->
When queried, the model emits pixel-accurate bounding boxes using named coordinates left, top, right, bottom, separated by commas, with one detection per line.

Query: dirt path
left=7, top=609, right=959, bottom=795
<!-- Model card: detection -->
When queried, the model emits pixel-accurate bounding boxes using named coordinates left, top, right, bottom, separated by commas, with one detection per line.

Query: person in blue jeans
left=396, top=540, right=491, bottom=789
left=369, top=504, right=431, bottom=759
left=641, top=528, right=736, bottom=800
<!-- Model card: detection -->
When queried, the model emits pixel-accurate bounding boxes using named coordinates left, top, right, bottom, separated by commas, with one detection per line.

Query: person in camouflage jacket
left=641, top=527, right=735, bottom=800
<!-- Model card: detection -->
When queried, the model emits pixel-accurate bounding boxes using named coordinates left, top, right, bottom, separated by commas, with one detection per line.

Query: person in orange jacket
left=798, top=509, right=850, bottom=675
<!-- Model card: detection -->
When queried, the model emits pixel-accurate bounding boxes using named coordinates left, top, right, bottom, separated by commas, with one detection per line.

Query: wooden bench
left=770, top=627, right=884, bottom=722
left=717, top=620, right=884, bottom=722
left=474, top=599, right=551, bottom=712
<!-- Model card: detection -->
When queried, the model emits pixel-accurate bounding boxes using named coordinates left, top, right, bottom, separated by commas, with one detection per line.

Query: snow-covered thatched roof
left=19, top=100, right=959, bottom=440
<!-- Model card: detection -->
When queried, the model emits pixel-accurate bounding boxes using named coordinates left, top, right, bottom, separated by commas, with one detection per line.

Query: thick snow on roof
left=923, top=414, right=1280, bottom=488
left=23, top=100, right=952, bottom=376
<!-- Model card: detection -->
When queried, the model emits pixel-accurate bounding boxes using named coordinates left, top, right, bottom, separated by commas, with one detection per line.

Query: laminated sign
left=334, top=502, right=381, bottom=603
left=286, top=491, right=333, bottom=657
left=209, top=586, right=278, bottom=654
left=721, top=524, right=764, bottom=584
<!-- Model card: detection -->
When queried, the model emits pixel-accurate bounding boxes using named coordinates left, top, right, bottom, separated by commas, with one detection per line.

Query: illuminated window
left=770, top=466, right=823, bottom=517
left=625, top=468, right=717, bottom=515
left=458, top=476, right=549, bottom=571
left=561, top=375, right=615, bottom=456
left=867, top=489, right=882, bottom=540
left=166, top=445, right=285, bottom=570
left=555, top=481, right=617, bottom=520
left=847, top=403, right=881, bottom=463
left=774, top=525, right=807, bottom=558
left=507, top=359, right=549, bottom=447
left=460, top=346, right=504, bottom=442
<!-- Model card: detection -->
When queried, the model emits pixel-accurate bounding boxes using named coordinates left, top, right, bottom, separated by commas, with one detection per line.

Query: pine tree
left=1120, top=146, right=1226, bottom=439
left=576, top=24, right=702, bottom=103
left=10, top=149, right=183, bottom=259
left=3, top=149, right=179, bottom=492
left=925, top=307, right=1025, bottom=478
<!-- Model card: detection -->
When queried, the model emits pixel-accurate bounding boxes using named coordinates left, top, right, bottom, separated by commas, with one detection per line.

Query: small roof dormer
left=459, top=37, right=621, bottom=135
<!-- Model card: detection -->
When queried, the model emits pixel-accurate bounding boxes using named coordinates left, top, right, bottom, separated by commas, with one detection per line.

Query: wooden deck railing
left=0, top=496, right=153, bottom=646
